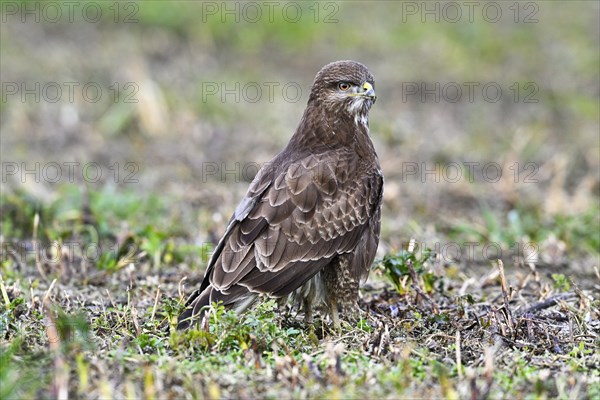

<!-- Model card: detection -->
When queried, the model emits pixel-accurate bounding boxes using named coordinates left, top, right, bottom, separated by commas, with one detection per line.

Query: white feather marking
left=348, top=98, right=363, bottom=114
left=354, top=113, right=369, bottom=128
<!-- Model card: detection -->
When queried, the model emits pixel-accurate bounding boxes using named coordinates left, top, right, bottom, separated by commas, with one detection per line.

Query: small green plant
left=551, top=273, right=572, bottom=292
left=377, top=247, right=433, bottom=294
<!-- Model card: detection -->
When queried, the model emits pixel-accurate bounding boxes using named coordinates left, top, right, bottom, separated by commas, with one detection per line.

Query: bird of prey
left=178, top=60, right=383, bottom=330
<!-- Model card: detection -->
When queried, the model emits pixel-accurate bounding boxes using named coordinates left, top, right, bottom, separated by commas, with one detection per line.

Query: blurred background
left=1, top=1, right=598, bottom=280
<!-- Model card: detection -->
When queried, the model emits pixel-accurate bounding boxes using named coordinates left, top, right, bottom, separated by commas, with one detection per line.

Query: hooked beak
left=347, top=81, right=377, bottom=104
left=360, top=82, right=376, bottom=99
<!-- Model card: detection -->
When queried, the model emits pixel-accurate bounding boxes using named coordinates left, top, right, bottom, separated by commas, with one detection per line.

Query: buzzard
left=178, top=60, right=383, bottom=330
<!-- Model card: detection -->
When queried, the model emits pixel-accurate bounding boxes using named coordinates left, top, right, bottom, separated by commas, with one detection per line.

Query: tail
left=177, top=285, right=259, bottom=330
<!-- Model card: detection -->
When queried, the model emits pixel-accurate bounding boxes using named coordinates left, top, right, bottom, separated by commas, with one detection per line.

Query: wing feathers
left=185, top=151, right=383, bottom=324
left=239, top=258, right=330, bottom=297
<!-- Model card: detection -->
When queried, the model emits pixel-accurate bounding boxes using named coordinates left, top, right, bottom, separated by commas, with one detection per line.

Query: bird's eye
left=338, top=82, right=351, bottom=91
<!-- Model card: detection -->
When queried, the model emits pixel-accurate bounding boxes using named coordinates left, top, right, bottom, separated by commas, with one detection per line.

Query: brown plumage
left=178, top=60, right=383, bottom=330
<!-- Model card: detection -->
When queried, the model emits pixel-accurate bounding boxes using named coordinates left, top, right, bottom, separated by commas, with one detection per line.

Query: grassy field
left=1, top=1, right=599, bottom=398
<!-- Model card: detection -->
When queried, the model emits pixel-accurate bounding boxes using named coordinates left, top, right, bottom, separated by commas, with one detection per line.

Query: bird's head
left=308, top=60, right=376, bottom=125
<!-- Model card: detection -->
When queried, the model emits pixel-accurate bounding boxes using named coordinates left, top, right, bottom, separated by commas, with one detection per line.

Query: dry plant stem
left=131, top=304, right=141, bottom=336
left=525, top=314, right=535, bottom=342
left=470, top=344, right=495, bottom=400
left=0, top=275, right=10, bottom=307
left=33, top=212, right=49, bottom=282
left=496, top=260, right=515, bottom=335
left=377, top=323, right=390, bottom=357
left=43, top=279, right=68, bottom=400
left=571, top=279, right=591, bottom=310
left=455, top=329, right=462, bottom=379
left=29, top=280, right=36, bottom=315
left=151, top=285, right=161, bottom=322
left=482, top=345, right=495, bottom=399
left=177, top=277, right=187, bottom=302
left=493, top=307, right=506, bottom=337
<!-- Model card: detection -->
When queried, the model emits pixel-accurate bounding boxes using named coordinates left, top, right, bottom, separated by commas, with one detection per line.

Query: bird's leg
left=329, top=298, right=341, bottom=332
left=303, top=297, right=314, bottom=324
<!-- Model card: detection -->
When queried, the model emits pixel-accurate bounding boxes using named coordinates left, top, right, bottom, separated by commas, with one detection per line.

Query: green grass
left=1, top=186, right=598, bottom=399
